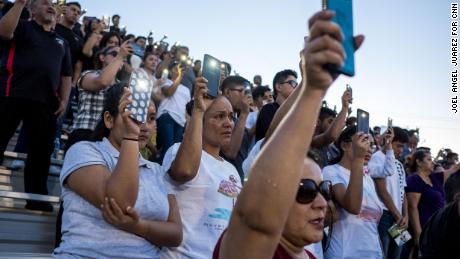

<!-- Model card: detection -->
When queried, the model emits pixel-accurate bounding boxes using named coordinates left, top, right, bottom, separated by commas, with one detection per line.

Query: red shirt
left=213, top=231, right=317, bottom=259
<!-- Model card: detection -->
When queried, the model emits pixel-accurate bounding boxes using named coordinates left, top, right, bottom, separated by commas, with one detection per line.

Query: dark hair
left=94, top=45, right=119, bottom=69
left=92, top=83, right=125, bottom=141
left=331, top=126, right=357, bottom=164
left=346, top=116, right=357, bottom=127
left=445, top=172, right=460, bottom=203
left=252, top=85, right=271, bottom=100
left=272, top=69, right=297, bottom=98
left=100, top=32, right=121, bottom=49
left=135, top=36, right=147, bottom=42
left=124, top=34, right=135, bottom=42
left=392, top=126, right=409, bottom=144
left=409, top=150, right=429, bottom=173
left=319, top=107, right=337, bottom=121
left=447, top=152, right=458, bottom=160
left=221, top=75, right=247, bottom=92
left=373, top=126, right=381, bottom=134
left=66, top=1, right=81, bottom=9
left=112, top=14, right=120, bottom=20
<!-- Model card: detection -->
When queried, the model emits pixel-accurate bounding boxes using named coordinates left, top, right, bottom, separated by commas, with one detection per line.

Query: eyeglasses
left=296, top=179, right=332, bottom=204
left=280, top=80, right=298, bottom=88
left=105, top=51, right=119, bottom=57
left=229, top=88, right=245, bottom=93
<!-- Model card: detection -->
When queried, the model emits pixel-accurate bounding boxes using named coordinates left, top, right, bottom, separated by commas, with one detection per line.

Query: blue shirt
left=54, top=138, right=170, bottom=259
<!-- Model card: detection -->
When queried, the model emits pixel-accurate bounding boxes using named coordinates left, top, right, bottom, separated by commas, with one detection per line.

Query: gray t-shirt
left=54, top=138, right=170, bottom=259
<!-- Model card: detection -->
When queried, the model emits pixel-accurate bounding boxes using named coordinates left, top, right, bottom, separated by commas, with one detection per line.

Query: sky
left=76, top=0, right=459, bottom=153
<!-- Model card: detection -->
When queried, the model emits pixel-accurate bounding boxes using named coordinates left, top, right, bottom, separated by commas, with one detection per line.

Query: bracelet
left=123, top=137, right=139, bottom=142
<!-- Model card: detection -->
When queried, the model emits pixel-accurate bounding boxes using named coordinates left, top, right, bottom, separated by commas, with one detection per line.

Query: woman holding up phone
left=322, top=126, right=384, bottom=259
left=213, top=10, right=365, bottom=259
left=160, top=78, right=242, bottom=259
left=54, top=83, right=182, bottom=258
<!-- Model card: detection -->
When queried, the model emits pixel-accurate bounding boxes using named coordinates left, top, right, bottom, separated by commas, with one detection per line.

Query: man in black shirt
left=255, top=69, right=297, bottom=142
left=0, top=0, right=72, bottom=211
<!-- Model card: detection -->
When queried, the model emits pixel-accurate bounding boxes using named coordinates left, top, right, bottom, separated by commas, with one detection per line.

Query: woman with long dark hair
left=322, top=126, right=384, bottom=259
left=54, top=83, right=182, bottom=258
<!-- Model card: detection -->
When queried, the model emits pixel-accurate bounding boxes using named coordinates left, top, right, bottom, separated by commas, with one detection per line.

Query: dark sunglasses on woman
left=296, top=179, right=332, bottom=204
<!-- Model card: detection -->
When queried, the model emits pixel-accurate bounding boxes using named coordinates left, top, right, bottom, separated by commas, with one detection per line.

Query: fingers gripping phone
left=127, top=69, right=154, bottom=123
left=324, top=0, right=356, bottom=76
left=202, top=54, right=222, bottom=98
left=357, top=109, right=369, bottom=134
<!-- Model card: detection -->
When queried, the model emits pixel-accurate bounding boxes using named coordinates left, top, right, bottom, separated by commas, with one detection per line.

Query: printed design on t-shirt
left=217, top=175, right=240, bottom=198
left=208, top=208, right=231, bottom=221
left=357, top=198, right=382, bottom=223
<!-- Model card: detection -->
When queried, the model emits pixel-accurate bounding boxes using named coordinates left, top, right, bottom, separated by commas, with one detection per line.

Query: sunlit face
left=138, top=104, right=156, bottom=148
left=106, top=36, right=120, bottom=47
left=64, top=4, right=81, bottom=25
left=418, top=152, right=434, bottom=172
left=144, top=54, right=160, bottom=72
left=282, top=159, right=327, bottom=247
left=275, top=75, right=297, bottom=99
left=102, top=47, right=120, bottom=67
left=31, top=0, right=56, bottom=24
left=224, top=85, right=245, bottom=111
left=203, top=97, right=234, bottom=148
left=106, top=102, right=156, bottom=150
left=392, top=141, right=406, bottom=158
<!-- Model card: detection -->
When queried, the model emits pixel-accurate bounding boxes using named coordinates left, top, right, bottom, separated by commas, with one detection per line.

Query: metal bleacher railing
left=0, top=138, right=64, bottom=257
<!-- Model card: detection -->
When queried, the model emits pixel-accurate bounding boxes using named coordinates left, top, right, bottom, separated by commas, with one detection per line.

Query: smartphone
left=356, top=109, right=369, bottom=134
left=324, top=0, right=355, bottom=76
left=129, top=42, right=145, bottom=57
left=202, top=54, right=222, bottom=98
left=346, top=84, right=353, bottom=104
left=387, top=117, right=393, bottom=128
left=127, top=69, right=153, bottom=123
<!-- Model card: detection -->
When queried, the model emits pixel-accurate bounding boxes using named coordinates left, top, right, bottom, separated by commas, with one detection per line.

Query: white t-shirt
left=245, top=111, right=258, bottom=129
left=160, top=143, right=242, bottom=259
left=368, top=150, right=407, bottom=213
left=54, top=138, right=170, bottom=258
left=157, top=80, right=191, bottom=127
left=323, top=164, right=383, bottom=259
left=242, top=138, right=264, bottom=178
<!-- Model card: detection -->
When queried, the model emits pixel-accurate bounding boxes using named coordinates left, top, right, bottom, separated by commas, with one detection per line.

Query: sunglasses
left=280, top=80, right=298, bottom=88
left=105, top=51, right=119, bottom=57
left=296, top=179, right=332, bottom=204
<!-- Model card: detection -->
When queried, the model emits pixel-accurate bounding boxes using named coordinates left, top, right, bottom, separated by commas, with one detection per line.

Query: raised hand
left=119, top=87, right=141, bottom=139
left=301, top=11, right=365, bottom=92
left=193, top=77, right=209, bottom=113
left=352, top=132, right=370, bottom=160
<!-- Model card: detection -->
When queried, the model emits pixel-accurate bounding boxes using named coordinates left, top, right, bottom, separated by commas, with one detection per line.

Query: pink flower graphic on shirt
left=218, top=176, right=240, bottom=198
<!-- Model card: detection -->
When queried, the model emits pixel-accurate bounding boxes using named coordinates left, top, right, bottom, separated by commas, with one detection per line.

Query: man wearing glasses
left=255, top=69, right=298, bottom=142
left=220, top=75, right=252, bottom=181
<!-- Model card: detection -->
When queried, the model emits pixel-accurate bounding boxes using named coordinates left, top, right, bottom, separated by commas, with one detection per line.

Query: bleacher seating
left=0, top=129, right=64, bottom=257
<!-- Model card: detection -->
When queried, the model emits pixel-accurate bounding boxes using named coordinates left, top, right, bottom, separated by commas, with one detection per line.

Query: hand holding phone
left=324, top=0, right=356, bottom=76
left=356, top=109, right=369, bottom=134
left=127, top=69, right=154, bottom=123
left=202, top=54, right=222, bottom=98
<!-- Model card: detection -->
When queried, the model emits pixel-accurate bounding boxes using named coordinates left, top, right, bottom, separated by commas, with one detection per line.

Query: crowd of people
left=0, top=1, right=459, bottom=259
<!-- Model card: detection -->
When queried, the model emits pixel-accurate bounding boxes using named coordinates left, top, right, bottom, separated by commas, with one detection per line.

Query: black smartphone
left=126, top=69, right=153, bottom=123
left=357, top=109, right=369, bottom=134
left=324, top=0, right=355, bottom=76
left=202, top=54, right=221, bottom=98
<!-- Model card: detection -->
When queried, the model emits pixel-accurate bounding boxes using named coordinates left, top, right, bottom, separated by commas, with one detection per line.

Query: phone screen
left=126, top=69, right=153, bottom=123
left=325, top=0, right=355, bottom=76
left=202, top=54, right=221, bottom=98
left=357, top=109, right=369, bottom=134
